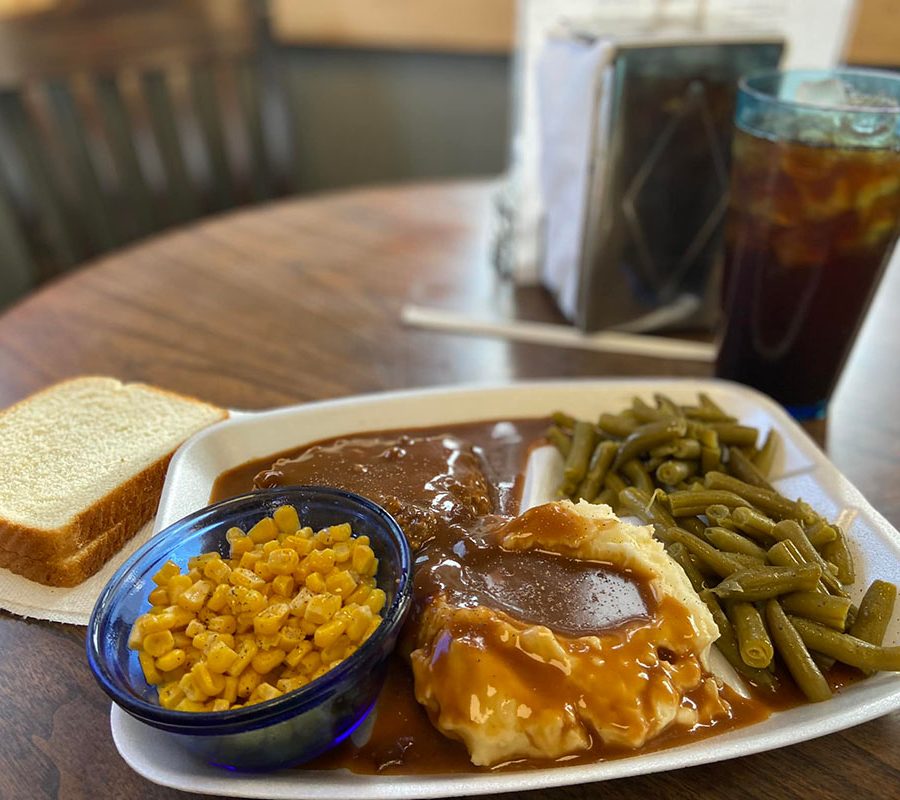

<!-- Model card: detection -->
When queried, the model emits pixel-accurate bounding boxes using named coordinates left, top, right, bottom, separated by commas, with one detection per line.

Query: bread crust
left=0, top=376, right=228, bottom=584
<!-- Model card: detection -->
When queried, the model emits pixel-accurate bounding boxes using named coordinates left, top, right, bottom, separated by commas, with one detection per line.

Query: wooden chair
left=0, top=0, right=298, bottom=307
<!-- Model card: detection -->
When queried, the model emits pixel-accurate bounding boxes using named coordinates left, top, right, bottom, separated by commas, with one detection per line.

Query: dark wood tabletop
left=0, top=180, right=898, bottom=800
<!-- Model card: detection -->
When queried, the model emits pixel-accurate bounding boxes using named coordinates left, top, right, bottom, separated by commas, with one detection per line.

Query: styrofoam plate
left=110, top=379, right=900, bottom=799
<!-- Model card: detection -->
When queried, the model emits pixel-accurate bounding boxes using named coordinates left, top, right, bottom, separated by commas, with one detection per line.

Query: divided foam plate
left=111, top=379, right=900, bottom=799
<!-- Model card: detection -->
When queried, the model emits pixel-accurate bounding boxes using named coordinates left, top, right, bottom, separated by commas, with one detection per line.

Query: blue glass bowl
left=87, top=486, right=412, bottom=771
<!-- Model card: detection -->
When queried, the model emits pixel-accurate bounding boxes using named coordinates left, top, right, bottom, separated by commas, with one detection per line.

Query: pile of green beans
left=547, top=393, right=898, bottom=702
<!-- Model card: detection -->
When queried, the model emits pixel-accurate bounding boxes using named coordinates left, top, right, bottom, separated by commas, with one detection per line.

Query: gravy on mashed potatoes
left=411, top=500, right=728, bottom=766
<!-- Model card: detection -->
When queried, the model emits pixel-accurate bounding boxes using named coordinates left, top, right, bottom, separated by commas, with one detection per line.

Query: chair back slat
left=0, top=90, right=81, bottom=273
left=141, top=69, right=201, bottom=226
left=190, top=62, right=236, bottom=212
left=44, top=78, right=119, bottom=253
left=0, top=173, right=34, bottom=305
left=234, top=59, right=276, bottom=202
left=92, top=74, right=158, bottom=241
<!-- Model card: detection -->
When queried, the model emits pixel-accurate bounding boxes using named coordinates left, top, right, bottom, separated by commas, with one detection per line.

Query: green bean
left=766, top=601, right=832, bottom=702
left=622, top=459, right=654, bottom=494
left=701, top=590, right=775, bottom=689
left=560, top=420, right=595, bottom=496
left=667, top=542, right=707, bottom=591
left=666, top=527, right=744, bottom=578
left=822, top=525, right=855, bottom=584
left=705, top=527, right=769, bottom=560
left=603, top=470, right=628, bottom=498
left=551, top=410, right=577, bottom=431
left=698, top=427, right=722, bottom=474
left=612, top=417, right=688, bottom=471
left=704, top=472, right=813, bottom=524
left=727, top=446, right=772, bottom=490
left=728, top=601, right=774, bottom=668
left=788, top=616, right=900, bottom=672
left=653, top=393, right=684, bottom=418
left=655, top=459, right=697, bottom=486
left=781, top=592, right=853, bottom=630
left=699, top=392, right=732, bottom=418
left=594, top=488, right=615, bottom=507
left=849, top=580, right=897, bottom=654
left=767, top=540, right=831, bottom=595
left=679, top=516, right=708, bottom=537
left=597, top=412, right=639, bottom=438
left=713, top=564, right=822, bottom=601
left=631, top=396, right=670, bottom=423
left=753, top=429, right=781, bottom=477
left=771, top=520, right=847, bottom=597
left=650, top=438, right=703, bottom=460
left=618, top=487, right=677, bottom=531
left=805, top=521, right=838, bottom=549
left=546, top=426, right=572, bottom=458
left=680, top=405, right=738, bottom=423
left=705, top=504, right=737, bottom=531
left=730, top=506, right=777, bottom=543
left=666, top=489, right=750, bottom=517
left=575, top=440, right=618, bottom=502
left=705, top=423, right=759, bottom=447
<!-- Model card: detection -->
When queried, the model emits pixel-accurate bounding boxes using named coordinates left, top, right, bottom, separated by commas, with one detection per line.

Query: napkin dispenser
left=539, top=26, right=783, bottom=332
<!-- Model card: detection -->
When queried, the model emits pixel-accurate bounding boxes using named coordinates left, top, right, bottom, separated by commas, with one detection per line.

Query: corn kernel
left=185, top=619, right=205, bottom=638
left=148, top=587, right=169, bottom=606
left=365, top=588, right=386, bottom=615
left=325, top=570, right=357, bottom=597
left=139, top=651, right=162, bottom=684
left=248, top=516, right=279, bottom=544
left=248, top=682, right=282, bottom=705
left=193, top=662, right=226, bottom=696
left=333, top=542, right=351, bottom=563
left=251, top=648, right=286, bottom=675
left=208, top=614, right=237, bottom=635
left=165, top=605, right=196, bottom=629
left=203, top=557, right=231, bottom=584
left=273, top=504, right=301, bottom=533
left=346, top=584, right=371, bottom=607
left=322, top=635, right=352, bottom=665
left=179, top=672, right=209, bottom=703
left=152, top=561, right=180, bottom=586
left=230, top=536, right=253, bottom=557
left=206, top=640, right=238, bottom=674
left=253, top=559, right=275, bottom=582
left=277, top=675, right=308, bottom=694
left=155, top=648, right=187, bottom=672
left=307, top=549, right=335, bottom=575
left=172, top=631, right=193, bottom=650
left=143, top=630, right=175, bottom=657
left=166, top=573, right=194, bottom=603
left=304, top=593, right=341, bottom=625
left=363, top=617, right=381, bottom=641
left=253, top=602, right=290, bottom=637
left=230, top=567, right=266, bottom=591
left=305, top=572, right=327, bottom=594
left=235, top=612, right=255, bottom=633
left=352, top=544, right=376, bottom=576
left=268, top=548, right=300, bottom=576
left=272, top=574, right=295, bottom=598
left=227, top=639, right=259, bottom=677
left=289, top=587, right=313, bottom=617
left=283, top=535, right=314, bottom=558
left=158, top=683, right=185, bottom=709
left=346, top=605, right=374, bottom=643
left=206, top=583, right=231, bottom=613
left=211, top=698, right=231, bottom=712
left=313, top=618, right=347, bottom=650
left=231, top=586, right=267, bottom=614
left=222, top=675, right=238, bottom=704
left=299, top=650, right=322, bottom=676
left=284, top=640, right=313, bottom=668
left=236, top=668, right=261, bottom=698
left=278, top=625, right=304, bottom=651
left=255, top=632, right=281, bottom=651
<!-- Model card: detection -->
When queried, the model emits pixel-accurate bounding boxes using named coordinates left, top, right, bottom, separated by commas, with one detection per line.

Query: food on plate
left=209, top=398, right=898, bottom=774
left=0, top=376, right=227, bottom=586
left=547, top=393, right=900, bottom=701
left=410, top=499, right=729, bottom=766
left=129, top=504, right=385, bottom=712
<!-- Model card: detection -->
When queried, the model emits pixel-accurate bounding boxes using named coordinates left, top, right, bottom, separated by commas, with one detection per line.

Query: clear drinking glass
left=715, top=69, right=900, bottom=419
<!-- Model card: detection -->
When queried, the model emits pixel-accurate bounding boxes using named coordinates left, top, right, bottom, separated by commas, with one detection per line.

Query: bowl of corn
left=86, top=485, right=412, bottom=771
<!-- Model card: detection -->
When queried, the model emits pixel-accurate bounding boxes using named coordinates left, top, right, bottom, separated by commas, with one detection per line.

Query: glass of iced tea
left=715, top=69, right=900, bottom=419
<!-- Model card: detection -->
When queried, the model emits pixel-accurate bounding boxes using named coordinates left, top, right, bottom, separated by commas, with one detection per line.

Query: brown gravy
left=208, top=418, right=808, bottom=775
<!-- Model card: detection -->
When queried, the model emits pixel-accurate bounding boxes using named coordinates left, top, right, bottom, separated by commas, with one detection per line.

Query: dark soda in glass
left=715, top=70, right=900, bottom=418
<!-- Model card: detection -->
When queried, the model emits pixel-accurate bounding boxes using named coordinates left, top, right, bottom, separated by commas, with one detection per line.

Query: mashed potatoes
left=409, top=500, right=727, bottom=766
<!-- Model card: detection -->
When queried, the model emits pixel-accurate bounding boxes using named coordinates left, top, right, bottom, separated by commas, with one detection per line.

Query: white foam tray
left=111, top=378, right=900, bottom=799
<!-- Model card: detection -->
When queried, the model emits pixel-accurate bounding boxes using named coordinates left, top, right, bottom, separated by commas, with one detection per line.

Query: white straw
left=401, top=305, right=716, bottom=362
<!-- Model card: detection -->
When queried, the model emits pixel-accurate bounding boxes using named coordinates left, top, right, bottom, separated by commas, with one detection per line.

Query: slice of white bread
left=0, top=377, right=227, bottom=586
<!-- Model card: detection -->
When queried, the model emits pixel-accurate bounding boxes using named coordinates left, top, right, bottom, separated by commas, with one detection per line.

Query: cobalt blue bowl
left=87, top=486, right=412, bottom=771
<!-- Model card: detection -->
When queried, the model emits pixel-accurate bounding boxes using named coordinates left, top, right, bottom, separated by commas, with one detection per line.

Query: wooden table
left=0, top=180, right=898, bottom=799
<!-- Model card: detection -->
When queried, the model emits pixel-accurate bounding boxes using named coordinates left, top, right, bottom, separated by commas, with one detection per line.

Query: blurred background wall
left=0, top=0, right=895, bottom=308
